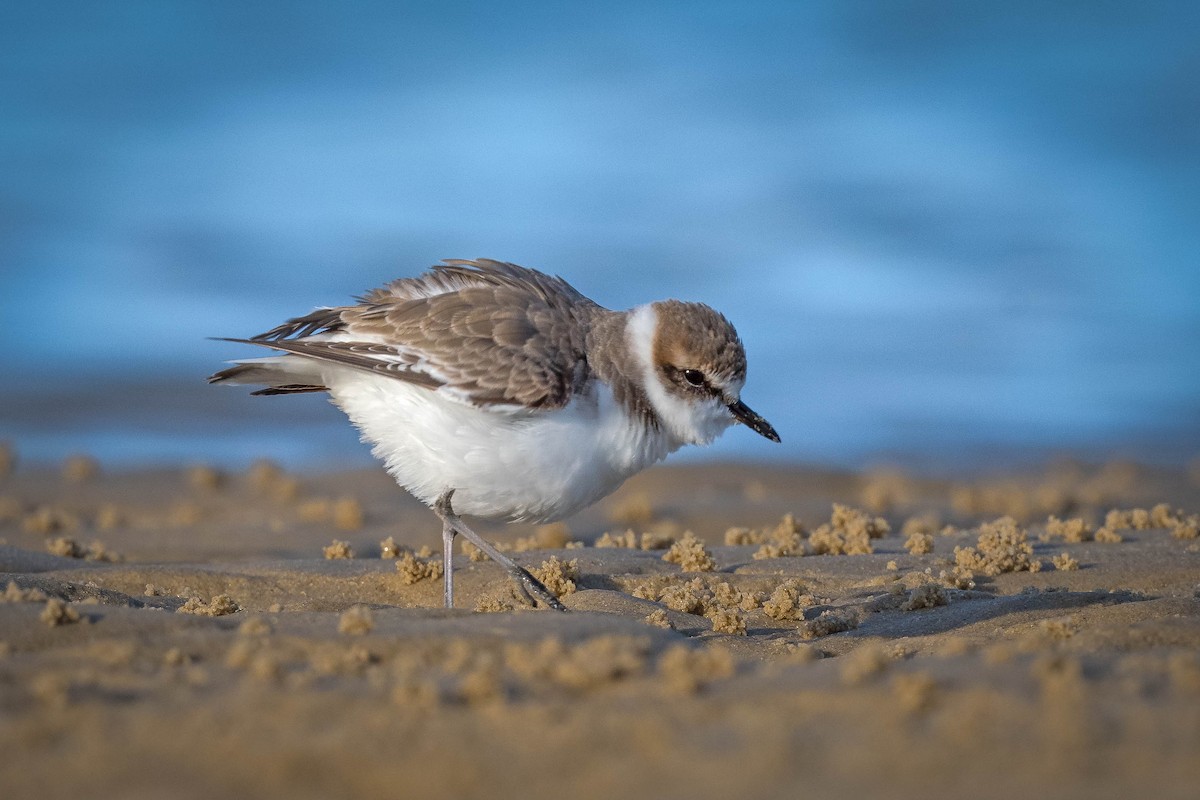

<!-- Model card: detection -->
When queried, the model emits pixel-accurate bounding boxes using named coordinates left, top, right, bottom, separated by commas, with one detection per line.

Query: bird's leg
left=433, top=490, right=568, bottom=612
left=441, top=516, right=456, bottom=609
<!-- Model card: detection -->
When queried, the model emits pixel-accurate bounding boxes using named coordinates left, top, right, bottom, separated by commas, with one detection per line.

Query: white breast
left=325, top=368, right=679, bottom=522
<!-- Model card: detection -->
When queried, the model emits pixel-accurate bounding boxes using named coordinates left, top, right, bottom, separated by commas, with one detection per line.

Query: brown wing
left=233, top=260, right=602, bottom=409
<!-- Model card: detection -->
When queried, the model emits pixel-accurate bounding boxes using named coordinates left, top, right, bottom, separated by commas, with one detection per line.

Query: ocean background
left=2, top=1, right=1198, bottom=473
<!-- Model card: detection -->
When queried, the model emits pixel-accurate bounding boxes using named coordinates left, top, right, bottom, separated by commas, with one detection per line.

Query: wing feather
left=213, top=338, right=444, bottom=390
left=218, top=260, right=604, bottom=409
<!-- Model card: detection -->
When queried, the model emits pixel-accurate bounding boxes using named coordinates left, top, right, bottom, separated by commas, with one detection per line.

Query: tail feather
left=208, top=356, right=328, bottom=396
left=251, top=384, right=327, bottom=396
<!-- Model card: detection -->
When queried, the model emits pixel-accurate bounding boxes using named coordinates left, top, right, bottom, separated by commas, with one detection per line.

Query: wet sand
left=1, top=452, right=1199, bottom=799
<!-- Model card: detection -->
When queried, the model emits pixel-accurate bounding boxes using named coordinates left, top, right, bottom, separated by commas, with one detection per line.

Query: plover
left=210, top=259, right=779, bottom=610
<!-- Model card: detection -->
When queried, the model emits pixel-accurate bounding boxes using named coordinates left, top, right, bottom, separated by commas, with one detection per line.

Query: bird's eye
left=683, top=369, right=705, bottom=387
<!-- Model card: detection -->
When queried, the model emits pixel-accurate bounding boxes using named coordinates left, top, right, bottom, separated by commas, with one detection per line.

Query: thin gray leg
left=442, top=518, right=456, bottom=609
left=433, top=490, right=567, bottom=612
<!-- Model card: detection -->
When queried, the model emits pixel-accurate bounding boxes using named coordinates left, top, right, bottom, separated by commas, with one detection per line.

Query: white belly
left=326, top=371, right=679, bottom=522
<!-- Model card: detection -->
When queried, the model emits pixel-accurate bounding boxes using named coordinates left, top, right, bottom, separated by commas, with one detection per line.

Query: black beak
left=727, top=399, right=780, bottom=443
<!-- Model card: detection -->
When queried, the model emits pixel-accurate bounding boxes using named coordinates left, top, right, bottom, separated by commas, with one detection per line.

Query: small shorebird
left=210, top=259, right=779, bottom=610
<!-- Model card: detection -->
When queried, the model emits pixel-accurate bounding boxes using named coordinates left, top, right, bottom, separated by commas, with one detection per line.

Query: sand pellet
left=662, top=532, right=717, bottom=572
left=40, top=598, right=80, bottom=627
left=332, top=497, right=364, bottom=531
left=187, top=464, right=224, bottom=492
left=1052, top=552, right=1080, bottom=571
left=658, top=644, right=735, bottom=694
left=901, top=582, right=947, bottom=611
left=45, top=537, right=84, bottom=558
left=396, top=552, right=442, bottom=584
left=643, top=608, right=673, bottom=629
left=177, top=595, right=240, bottom=616
left=1043, top=516, right=1094, bottom=542
left=378, top=536, right=406, bottom=559
left=62, top=454, right=99, bottom=482
left=531, top=556, right=579, bottom=596
left=953, top=517, right=1036, bottom=576
left=707, top=608, right=747, bottom=635
left=323, top=539, right=355, bottom=559
left=904, top=531, right=934, bottom=555
left=801, top=609, right=859, bottom=640
left=838, top=644, right=889, bottom=686
left=3, top=582, right=48, bottom=603
left=23, top=506, right=80, bottom=535
left=338, top=605, right=375, bottom=635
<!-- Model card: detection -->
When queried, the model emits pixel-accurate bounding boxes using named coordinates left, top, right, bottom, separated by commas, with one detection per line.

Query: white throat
left=626, top=304, right=736, bottom=446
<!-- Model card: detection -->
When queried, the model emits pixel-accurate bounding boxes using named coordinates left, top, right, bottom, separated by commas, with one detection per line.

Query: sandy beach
left=5, top=2, right=1198, bottom=797
left=1, top=450, right=1198, bottom=799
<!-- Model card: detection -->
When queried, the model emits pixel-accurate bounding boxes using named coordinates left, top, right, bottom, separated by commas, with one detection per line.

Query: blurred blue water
left=2, top=1, right=1198, bottom=472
